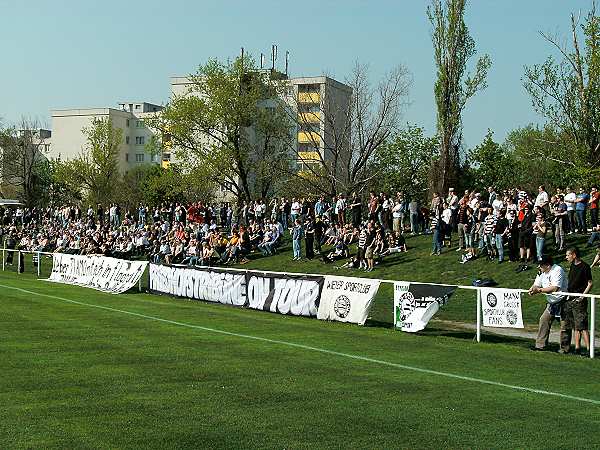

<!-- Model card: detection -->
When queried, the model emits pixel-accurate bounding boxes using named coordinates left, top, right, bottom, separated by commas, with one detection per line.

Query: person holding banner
left=528, top=255, right=568, bottom=351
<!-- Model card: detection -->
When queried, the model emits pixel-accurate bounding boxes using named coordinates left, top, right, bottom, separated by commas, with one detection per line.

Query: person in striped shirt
left=483, top=207, right=497, bottom=260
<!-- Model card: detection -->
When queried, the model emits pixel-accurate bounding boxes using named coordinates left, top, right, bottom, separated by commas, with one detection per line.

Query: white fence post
left=37, top=251, right=41, bottom=277
left=476, top=288, right=482, bottom=343
left=2, top=248, right=4, bottom=271
left=17, top=251, right=21, bottom=275
left=591, top=296, right=596, bottom=359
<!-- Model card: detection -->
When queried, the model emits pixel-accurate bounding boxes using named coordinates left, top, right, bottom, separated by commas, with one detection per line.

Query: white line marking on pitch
left=2, top=283, right=599, bottom=406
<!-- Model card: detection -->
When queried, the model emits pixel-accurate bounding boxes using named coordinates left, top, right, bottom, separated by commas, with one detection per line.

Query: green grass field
left=1, top=262, right=600, bottom=449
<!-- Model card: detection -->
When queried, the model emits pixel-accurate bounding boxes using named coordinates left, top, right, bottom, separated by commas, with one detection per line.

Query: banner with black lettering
left=394, top=282, right=457, bottom=332
left=47, top=253, right=148, bottom=294
left=317, top=276, right=380, bottom=325
left=149, top=264, right=323, bottom=317
left=480, top=287, right=524, bottom=328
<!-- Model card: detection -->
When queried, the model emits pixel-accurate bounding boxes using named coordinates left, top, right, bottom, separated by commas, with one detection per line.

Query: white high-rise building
left=49, top=102, right=162, bottom=173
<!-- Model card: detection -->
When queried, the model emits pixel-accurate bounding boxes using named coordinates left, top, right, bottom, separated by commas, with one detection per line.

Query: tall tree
left=146, top=56, right=292, bottom=205
left=0, top=118, right=51, bottom=206
left=464, top=130, right=512, bottom=192
left=523, top=2, right=600, bottom=170
left=54, top=117, right=122, bottom=205
left=428, top=0, right=491, bottom=195
left=369, top=124, right=439, bottom=199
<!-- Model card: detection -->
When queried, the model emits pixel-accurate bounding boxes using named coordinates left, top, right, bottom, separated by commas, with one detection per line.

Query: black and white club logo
left=506, top=309, right=518, bottom=325
left=333, top=295, right=351, bottom=318
left=399, top=291, right=416, bottom=321
left=486, top=293, right=497, bottom=307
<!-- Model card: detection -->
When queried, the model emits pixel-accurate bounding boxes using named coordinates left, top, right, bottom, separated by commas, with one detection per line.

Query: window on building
left=125, top=153, right=129, bottom=162
left=135, top=136, right=145, bottom=145
left=299, top=124, right=320, bottom=134
left=136, top=154, right=145, bottom=163
left=136, top=120, right=143, bottom=128
left=125, top=136, right=130, bottom=144
left=135, top=104, right=141, bottom=110
left=126, top=119, right=130, bottom=127
left=298, top=83, right=320, bottom=93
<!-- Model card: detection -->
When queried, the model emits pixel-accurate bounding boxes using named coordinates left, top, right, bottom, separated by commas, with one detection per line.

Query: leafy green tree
left=464, top=130, right=513, bottom=191
left=54, top=118, right=122, bottom=205
left=502, top=124, right=576, bottom=191
left=146, top=56, right=292, bottom=205
left=428, top=0, right=491, bottom=195
left=523, top=2, right=600, bottom=167
left=369, top=125, right=439, bottom=199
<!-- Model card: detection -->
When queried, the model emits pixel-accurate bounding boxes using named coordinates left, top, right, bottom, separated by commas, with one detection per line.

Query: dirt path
left=432, top=319, right=599, bottom=349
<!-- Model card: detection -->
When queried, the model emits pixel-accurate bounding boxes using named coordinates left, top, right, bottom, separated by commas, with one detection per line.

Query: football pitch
left=1, top=270, right=599, bottom=449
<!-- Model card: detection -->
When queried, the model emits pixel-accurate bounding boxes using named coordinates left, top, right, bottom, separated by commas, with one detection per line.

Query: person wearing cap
left=528, top=255, right=569, bottom=351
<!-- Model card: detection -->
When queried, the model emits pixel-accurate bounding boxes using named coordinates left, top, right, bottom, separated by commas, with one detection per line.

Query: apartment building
left=288, top=76, right=352, bottom=173
left=49, top=102, right=162, bottom=173
left=168, top=75, right=352, bottom=172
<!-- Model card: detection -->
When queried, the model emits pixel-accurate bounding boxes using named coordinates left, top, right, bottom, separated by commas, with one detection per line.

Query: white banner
left=394, top=282, right=457, bottom=332
left=149, top=264, right=323, bottom=317
left=481, top=287, right=524, bottom=328
left=317, top=276, right=380, bottom=325
left=48, top=253, right=148, bottom=294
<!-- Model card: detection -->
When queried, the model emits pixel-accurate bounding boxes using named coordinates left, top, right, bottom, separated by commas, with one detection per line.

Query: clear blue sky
left=0, top=0, right=590, bottom=149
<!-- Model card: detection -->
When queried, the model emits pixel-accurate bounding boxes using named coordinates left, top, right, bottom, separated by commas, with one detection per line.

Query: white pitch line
left=2, top=283, right=599, bottom=406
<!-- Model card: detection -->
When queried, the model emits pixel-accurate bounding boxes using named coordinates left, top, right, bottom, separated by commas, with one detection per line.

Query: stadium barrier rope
left=0, top=249, right=596, bottom=359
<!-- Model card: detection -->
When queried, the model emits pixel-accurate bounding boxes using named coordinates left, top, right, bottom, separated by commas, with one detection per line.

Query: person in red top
left=368, top=192, right=379, bottom=222
left=589, top=186, right=599, bottom=229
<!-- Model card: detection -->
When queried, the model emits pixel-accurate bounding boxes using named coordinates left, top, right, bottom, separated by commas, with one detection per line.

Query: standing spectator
left=482, top=207, right=497, bottom=259
left=589, top=186, right=600, bottom=229
left=456, top=203, right=469, bottom=251
left=364, top=221, right=376, bottom=271
left=408, top=198, right=419, bottom=235
left=430, top=207, right=443, bottom=256
left=368, top=192, right=379, bottom=222
left=575, top=187, right=589, bottom=233
left=534, top=185, right=549, bottom=211
left=97, top=204, right=105, bottom=226
left=528, top=255, right=568, bottom=351
left=446, top=188, right=459, bottom=231
left=552, top=195, right=568, bottom=252
left=138, top=203, right=147, bottom=227
left=335, top=194, right=346, bottom=226
left=560, top=247, right=593, bottom=355
left=350, top=192, right=362, bottom=229
left=564, top=186, right=577, bottom=234
left=314, top=216, right=324, bottom=254
left=487, top=186, right=497, bottom=205
left=494, top=208, right=509, bottom=263
left=304, top=217, right=315, bottom=260
left=518, top=206, right=534, bottom=263
left=532, top=207, right=547, bottom=262
left=291, top=218, right=304, bottom=260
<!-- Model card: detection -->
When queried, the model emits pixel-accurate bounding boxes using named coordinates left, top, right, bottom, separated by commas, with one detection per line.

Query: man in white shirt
left=564, top=187, right=577, bottom=234
left=528, top=255, right=568, bottom=350
left=534, top=185, right=549, bottom=210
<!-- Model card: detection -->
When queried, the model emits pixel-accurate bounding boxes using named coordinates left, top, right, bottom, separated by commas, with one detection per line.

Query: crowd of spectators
left=1, top=185, right=600, bottom=272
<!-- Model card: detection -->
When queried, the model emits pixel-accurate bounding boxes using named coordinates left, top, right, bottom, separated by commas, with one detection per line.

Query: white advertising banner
left=317, top=275, right=380, bottom=325
left=149, top=264, right=323, bottom=317
left=394, top=281, right=457, bottom=332
left=480, top=287, right=524, bottom=328
left=48, top=253, right=148, bottom=294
